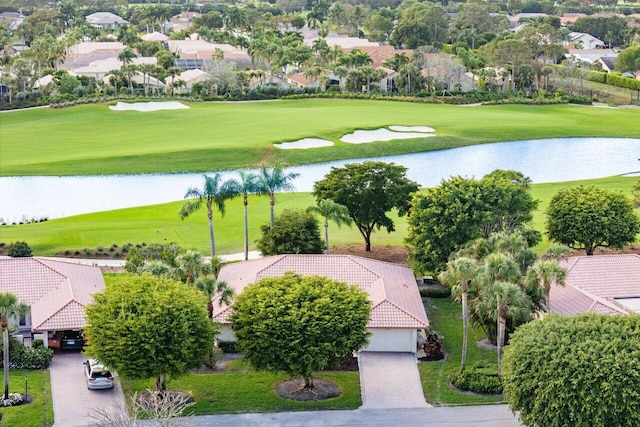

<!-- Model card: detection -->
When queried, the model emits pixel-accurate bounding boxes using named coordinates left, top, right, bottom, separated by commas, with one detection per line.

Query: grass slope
left=2, top=100, right=639, bottom=176
left=0, top=176, right=636, bottom=257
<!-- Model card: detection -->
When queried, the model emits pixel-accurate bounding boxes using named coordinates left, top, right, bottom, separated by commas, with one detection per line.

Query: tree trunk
left=303, top=375, right=314, bottom=389
left=324, top=218, right=330, bottom=253
left=243, top=195, right=249, bottom=261
left=3, top=326, right=9, bottom=400
left=497, top=315, right=506, bottom=377
left=269, top=193, right=275, bottom=229
left=461, top=291, right=468, bottom=373
left=207, top=208, right=216, bottom=257
left=155, top=373, right=166, bottom=393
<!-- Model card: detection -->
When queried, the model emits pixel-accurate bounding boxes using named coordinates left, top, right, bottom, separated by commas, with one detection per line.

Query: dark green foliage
left=85, top=275, right=216, bottom=391
left=230, top=273, right=371, bottom=387
left=407, top=170, right=538, bottom=273
left=503, top=314, right=640, bottom=427
left=255, top=209, right=324, bottom=255
left=419, top=286, right=452, bottom=298
left=546, top=185, right=640, bottom=255
left=124, top=243, right=185, bottom=273
left=7, top=241, right=32, bottom=257
left=0, top=337, right=53, bottom=370
left=450, top=364, right=502, bottom=395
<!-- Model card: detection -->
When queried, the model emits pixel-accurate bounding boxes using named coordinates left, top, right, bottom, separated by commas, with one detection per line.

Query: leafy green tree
left=313, top=161, right=418, bottom=252
left=503, top=314, right=640, bottom=426
left=438, top=256, right=478, bottom=373
left=616, top=44, right=640, bottom=73
left=85, top=275, right=216, bottom=392
left=179, top=174, right=238, bottom=257
left=407, top=170, right=538, bottom=273
left=230, top=272, right=371, bottom=389
left=256, top=209, right=324, bottom=255
left=307, top=200, right=352, bottom=254
left=392, top=2, right=449, bottom=49
left=474, top=281, right=531, bottom=375
left=0, top=292, right=27, bottom=399
left=257, top=164, right=299, bottom=229
left=7, top=241, right=32, bottom=257
left=546, top=185, right=640, bottom=255
left=633, top=180, right=640, bottom=208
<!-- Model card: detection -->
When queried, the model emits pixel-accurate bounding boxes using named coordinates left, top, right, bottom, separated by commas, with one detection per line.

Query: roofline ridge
left=32, top=299, right=81, bottom=331
left=564, top=282, right=627, bottom=314
left=372, top=299, right=428, bottom=327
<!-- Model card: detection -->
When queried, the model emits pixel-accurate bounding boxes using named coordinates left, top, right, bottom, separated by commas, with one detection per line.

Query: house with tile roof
left=0, top=257, right=105, bottom=348
left=213, top=255, right=429, bottom=353
left=86, top=12, right=129, bottom=30
left=549, top=254, right=640, bottom=316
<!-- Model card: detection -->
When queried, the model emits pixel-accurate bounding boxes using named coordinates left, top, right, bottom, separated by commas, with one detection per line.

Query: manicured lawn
left=1, top=100, right=639, bottom=176
left=1, top=175, right=636, bottom=257
left=419, top=297, right=504, bottom=406
left=121, top=362, right=361, bottom=414
left=0, top=370, right=54, bottom=427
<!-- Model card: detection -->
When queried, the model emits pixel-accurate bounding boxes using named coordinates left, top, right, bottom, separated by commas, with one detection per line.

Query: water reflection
left=1, top=138, right=639, bottom=222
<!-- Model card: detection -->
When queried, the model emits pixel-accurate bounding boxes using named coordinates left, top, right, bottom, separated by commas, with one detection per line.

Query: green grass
left=419, top=297, right=504, bottom=406
left=1, top=175, right=636, bottom=256
left=1, top=100, right=639, bottom=176
left=121, top=368, right=361, bottom=414
left=0, top=370, right=54, bottom=427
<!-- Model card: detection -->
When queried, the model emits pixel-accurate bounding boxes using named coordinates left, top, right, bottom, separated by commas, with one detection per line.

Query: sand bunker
left=274, top=138, right=334, bottom=150
left=341, top=128, right=436, bottom=144
left=389, top=125, right=435, bottom=133
left=109, top=101, right=190, bottom=112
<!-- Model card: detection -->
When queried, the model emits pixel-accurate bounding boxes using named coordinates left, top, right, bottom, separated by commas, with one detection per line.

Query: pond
left=1, top=137, right=639, bottom=223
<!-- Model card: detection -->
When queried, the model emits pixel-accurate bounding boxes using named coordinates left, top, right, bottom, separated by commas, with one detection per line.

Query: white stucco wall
left=217, top=324, right=235, bottom=342
left=362, top=328, right=417, bottom=353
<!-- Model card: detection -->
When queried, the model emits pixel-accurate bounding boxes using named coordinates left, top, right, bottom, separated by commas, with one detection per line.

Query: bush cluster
left=419, top=286, right=452, bottom=298
left=7, top=241, right=32, bottom=257
left=449, top=364, right=503, bottom=395
left=0, top=340, right=53, bottom=370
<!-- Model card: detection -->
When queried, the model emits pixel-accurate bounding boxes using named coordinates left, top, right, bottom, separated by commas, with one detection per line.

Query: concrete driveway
left=49, top=352, right=124, bottom=427
left=358, top=352, right=429, bottom=409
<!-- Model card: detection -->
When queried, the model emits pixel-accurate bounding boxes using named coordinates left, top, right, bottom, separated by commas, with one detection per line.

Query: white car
left=84, top=359, right=114, bottom=390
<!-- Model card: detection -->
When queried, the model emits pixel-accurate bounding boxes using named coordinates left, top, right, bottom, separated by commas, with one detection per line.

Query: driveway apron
left=49, top=352, right=124, bottom=427
left=358, top=352, right=429, bottom=409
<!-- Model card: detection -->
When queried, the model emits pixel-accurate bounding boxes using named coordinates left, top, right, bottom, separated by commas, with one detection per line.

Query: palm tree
left=175, top=250, right=212, bottom=284
left=0, top=292, right=27, bottom=400
left=307, top=200, right=352, bottom=253
left=225, top=171, right=263, bottom=261
left=525, top=259, right=566, bottom=313
left=257, top=164, right=300, bottom=228
left=179, top=174, right=238, bottom=257
left=194, top=277, right=235, bottom=320
left=438, top=256, right=478, bottom=373
left=118, top=47, right=136, bottom=94
left=475, top=282, right=531, bottom=376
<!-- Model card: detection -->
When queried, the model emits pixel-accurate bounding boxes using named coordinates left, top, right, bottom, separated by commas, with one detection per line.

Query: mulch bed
left=276, top=379, right=340, bottom=401
left=330, top=245, right=409, bottom=265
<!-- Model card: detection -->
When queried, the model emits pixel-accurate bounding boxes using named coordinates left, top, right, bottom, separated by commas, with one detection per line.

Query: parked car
left=83, top=359, right=114, bottom=390
left=60, top=330, right=85, bottom=351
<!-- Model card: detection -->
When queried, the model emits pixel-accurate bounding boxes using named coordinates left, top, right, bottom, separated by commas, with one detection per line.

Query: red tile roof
left=549, top=254, right=640, bottom=316
left=0, top=258, right=105, bottom=330
left=213, top=255, right=429, bottom=329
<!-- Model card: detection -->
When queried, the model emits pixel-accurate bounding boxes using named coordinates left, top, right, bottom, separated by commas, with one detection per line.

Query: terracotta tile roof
left=0, top=258, right=105, bottom=330
left=213, top=255, right=429, bottom=329
left=550, top=254, right=640, bottom=316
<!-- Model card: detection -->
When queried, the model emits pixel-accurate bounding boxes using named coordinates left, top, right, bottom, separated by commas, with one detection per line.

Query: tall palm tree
left=257, top=164, right=300, bottom=229
left=0, top=292, right=27, bottom=400
left=175, top=250, right=212, bottom=284
left=194, top=277, right=235, bottom=320
left=525, top=259, right=566, bottom=313
left=307, top=200, right=352, bottom=253
left=118, top=47, right=136, bottom=94
left=475, top=282, right=531, bottom=376
left=438, top=256, right=478, bottom=373
left=179, top=174, right=238, bottom=257
left=225, top=171, right=263, bottom=261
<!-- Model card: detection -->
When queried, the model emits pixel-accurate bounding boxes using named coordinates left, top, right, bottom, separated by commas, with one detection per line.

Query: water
left=1, top=137, right=639, bottom=223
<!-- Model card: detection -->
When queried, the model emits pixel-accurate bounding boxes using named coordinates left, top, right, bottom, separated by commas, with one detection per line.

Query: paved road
left=174, top=406, right=520, bottom=426
left=49, top=352, right=124, bottom=427
left=358, top=352, right=428, bottom=409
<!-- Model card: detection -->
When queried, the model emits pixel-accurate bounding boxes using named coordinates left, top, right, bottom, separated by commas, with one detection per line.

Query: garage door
left=364, top=328, right=416, bottom=352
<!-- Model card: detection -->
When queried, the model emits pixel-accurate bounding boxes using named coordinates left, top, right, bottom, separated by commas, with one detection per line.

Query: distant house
left=86, top=12, right=129, bottom=30
left=164, top=11, right=201, bottom=33
left=213, top=255, right=429, bottom=354
left=165, top=68, right=211, bottom=93
left=560, top=13, right=587, bottom=26
left=0, top=257, right=105, bottom=348
left=597, top=56, right=616, bottom=73
left=377, top=66, right=398, bottom=93
left=141, top=31, right=169, bottom=42
left=567, top=32, right=605, bottom=50
left=73, top=56, right=157, bottom=79
left=565, top=48, right=617, bottom=65
left=550, top=254, right=640, bottom=316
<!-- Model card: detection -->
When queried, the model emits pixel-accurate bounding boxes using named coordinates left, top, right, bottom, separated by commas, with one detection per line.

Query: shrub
left=420, top=286, right=451, bottom=298
left=7, top=241, right=32, bottom=257
left=217, top=341, right=238, bottom=353
left=203, top=346, right=223, bottom=369
left=255, top=209, right=324, bottom=255
left=1, top=393, right=23, bottom=407
left=449, top=362, right=503, bottom=394
left=0, top=341, right=53, bottom=370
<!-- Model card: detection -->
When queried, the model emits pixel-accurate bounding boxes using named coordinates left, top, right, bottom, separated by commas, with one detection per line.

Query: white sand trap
left=109, top=101, right=190, bottom=112
left=274, top=138, right=334, bottom=149
left=341, top=128, right=436, bottom=144
left=389, top=125, right=435, bottom=133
